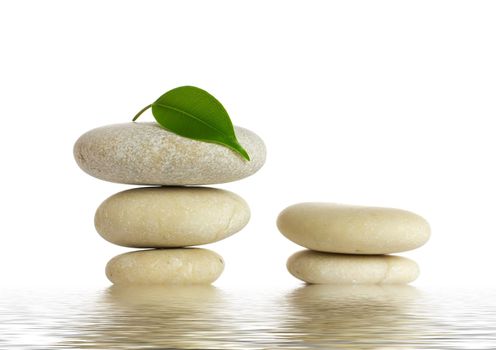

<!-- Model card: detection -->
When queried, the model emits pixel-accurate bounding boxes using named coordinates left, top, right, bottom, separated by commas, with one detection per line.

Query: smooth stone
left=95, top=187, right=250, bottom=248
left=106, top=248, right=224, bottom=285
left=277, top=203, right=430, bottom=254
left=74, top=122, right=266, bottom=185
left=287, top=250, right=419, bottom=285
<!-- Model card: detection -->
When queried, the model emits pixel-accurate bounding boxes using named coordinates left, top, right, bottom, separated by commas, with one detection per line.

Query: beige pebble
left=106, top=248, right=224, bottom=285
left=287, top=250, right=419, bottom=285
left=95, top=186, right=250, bottom=248
left=277, top=203, right=430, bottom=254
left=74, top=122, right=266, bottom=185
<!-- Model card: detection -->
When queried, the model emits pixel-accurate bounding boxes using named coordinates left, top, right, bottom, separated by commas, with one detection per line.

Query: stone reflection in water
left=283, top=284, right=423, bottom=348
left=60, top=285, right=234, bottom=349
left=54, top=284, right=428, bottom=349
left=2, top=284, right=495, bottom=349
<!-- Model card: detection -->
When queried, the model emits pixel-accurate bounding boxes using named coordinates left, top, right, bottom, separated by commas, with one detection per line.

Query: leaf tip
left=241, top=149, right=251, bottom=161
left=233, top=142, right=250, bottom=161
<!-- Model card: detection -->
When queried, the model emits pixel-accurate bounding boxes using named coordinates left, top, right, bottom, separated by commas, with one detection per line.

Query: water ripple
left=1, top=285, right=495, bottom=349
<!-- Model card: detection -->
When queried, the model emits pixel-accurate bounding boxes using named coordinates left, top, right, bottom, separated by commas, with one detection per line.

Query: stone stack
left=277, top=203, right=430, bottom=284
left=74, top=122, right=266, bottom=285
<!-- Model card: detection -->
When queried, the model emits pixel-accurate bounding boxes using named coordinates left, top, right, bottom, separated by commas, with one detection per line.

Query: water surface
left=1, top=285, right=495, bottom=349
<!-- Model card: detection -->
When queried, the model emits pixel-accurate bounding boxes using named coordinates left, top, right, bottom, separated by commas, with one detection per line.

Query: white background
left=1, top=1, right=495, bottom=289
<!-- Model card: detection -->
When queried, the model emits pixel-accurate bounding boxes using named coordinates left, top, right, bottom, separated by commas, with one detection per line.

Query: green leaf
left=133, top=86, right=250, bottom=161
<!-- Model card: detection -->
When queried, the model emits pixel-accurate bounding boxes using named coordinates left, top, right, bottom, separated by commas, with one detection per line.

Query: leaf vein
left=153, top=102, right=233, bottom=140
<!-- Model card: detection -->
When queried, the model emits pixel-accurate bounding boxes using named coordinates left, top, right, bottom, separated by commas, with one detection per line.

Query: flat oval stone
left=277, top=203, right=430, bottom=254
left=106, top=248, right=224, bottom=285
left=287, top=250, right=419, bottom=284
left=95, top=187, right=250, bottom=248
left=74, top=122, right=266, bottom=185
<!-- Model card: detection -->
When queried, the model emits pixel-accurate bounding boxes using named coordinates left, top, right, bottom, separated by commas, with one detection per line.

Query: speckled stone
left=95, top=186, right=250, bottom=248
left=106, top=248, right=224, bottom=285
left=277, top=203, right=430, bottom=254
left=287, top=250, right=419, bottom=285
left=74, top=122, right=266, bottom=185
